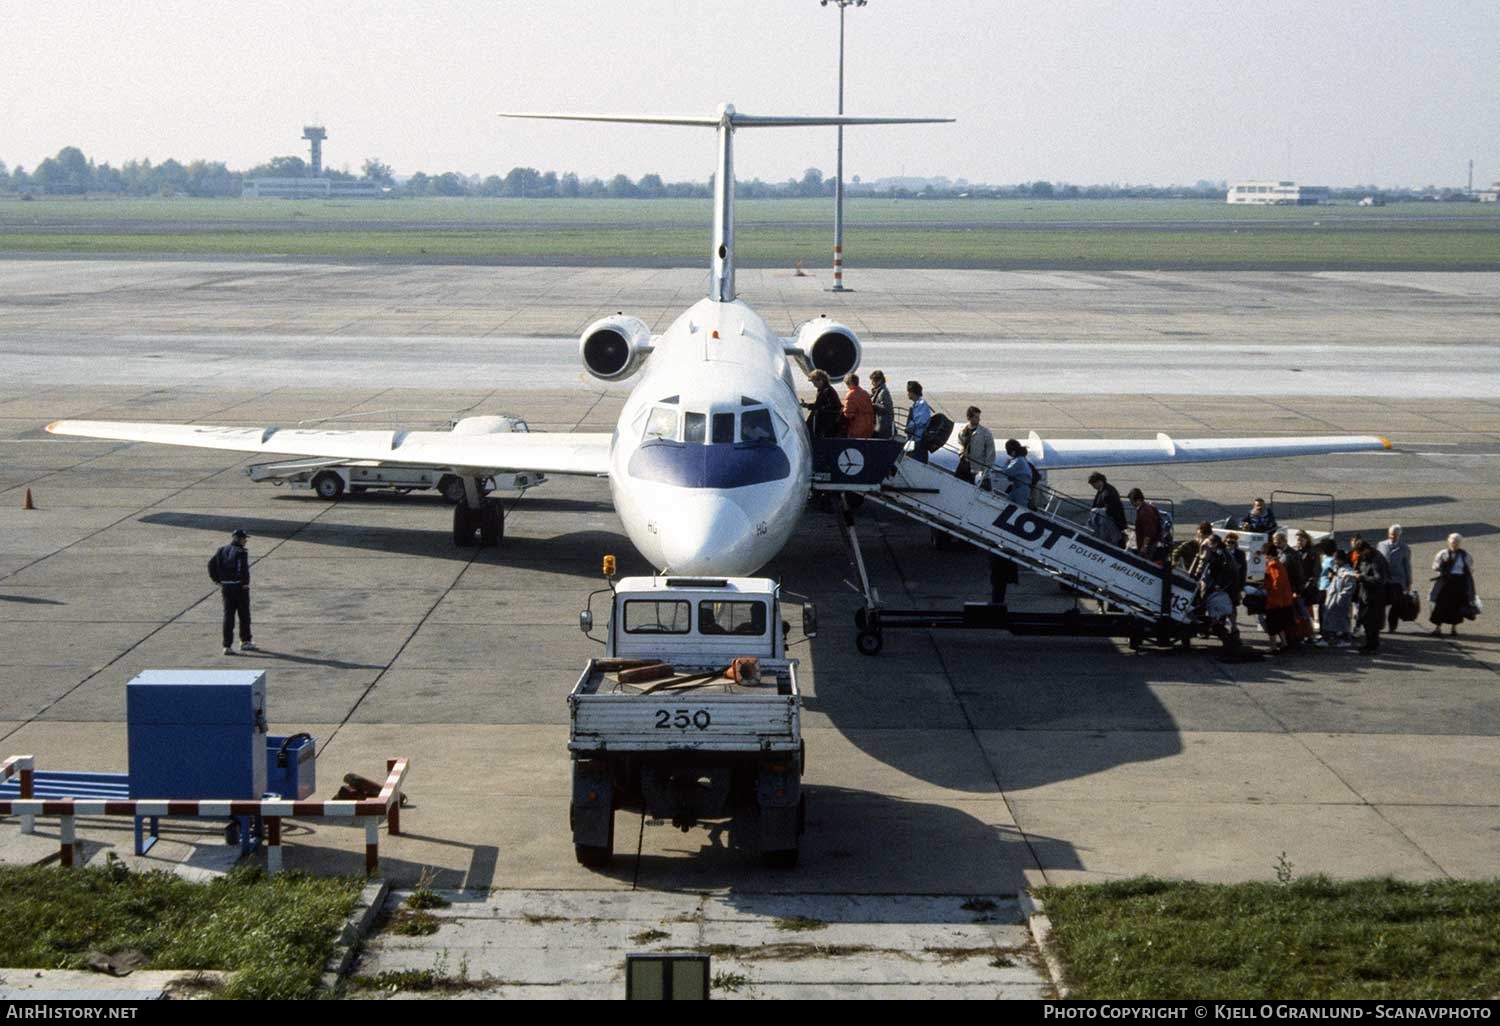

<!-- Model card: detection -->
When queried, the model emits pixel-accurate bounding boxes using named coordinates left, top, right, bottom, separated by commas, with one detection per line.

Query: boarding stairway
left=811, top=438, right=1203, bottom=653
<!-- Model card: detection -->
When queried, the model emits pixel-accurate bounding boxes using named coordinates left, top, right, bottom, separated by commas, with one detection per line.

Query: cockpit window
left=711, top=413, right=735, bottom=444
left=740, top=407, right=775, bottom=444
left=684, top=412, right=706, bottom=444
left=644, top=406, right=679, bottom=442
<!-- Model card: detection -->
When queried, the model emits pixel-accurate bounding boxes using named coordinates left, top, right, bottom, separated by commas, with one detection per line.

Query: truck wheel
left=438, top=475, right=465, bottom=504
left=478, top=500, right=504, bottom=547
left=763, top=847, right=799, bottom=869
left=574, top=810, right=614, bottom=868
left=312, top=471, right=344, bottom=500
left=452, top=504, right=478, bottom=547
left=856, top=630, right=883, bottom=656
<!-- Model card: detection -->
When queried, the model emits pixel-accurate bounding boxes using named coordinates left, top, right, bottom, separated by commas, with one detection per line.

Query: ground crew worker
left=213, top=529, right=256, bottom=655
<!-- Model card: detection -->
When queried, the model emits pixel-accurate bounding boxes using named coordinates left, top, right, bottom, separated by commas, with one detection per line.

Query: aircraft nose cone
left=659, top=495, right=755, bottom=575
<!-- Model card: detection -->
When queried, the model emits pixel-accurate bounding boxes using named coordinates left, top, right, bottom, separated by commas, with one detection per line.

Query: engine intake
left=793, top=318, right=861, bottom=380
left=580, top=315, right=653, bottom=381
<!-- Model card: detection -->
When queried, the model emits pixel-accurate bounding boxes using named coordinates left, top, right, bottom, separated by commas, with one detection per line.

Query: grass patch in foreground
left=1039, top=877, right=1500, bottom=1000
left=0, top=864, right=363, bottom=1000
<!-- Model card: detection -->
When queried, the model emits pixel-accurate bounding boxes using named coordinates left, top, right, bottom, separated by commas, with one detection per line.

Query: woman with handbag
left=1429, top=533, right=1478, bottom=637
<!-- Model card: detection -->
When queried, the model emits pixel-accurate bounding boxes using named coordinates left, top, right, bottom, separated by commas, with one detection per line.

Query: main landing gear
left=451, top=476, right=505, bottom=548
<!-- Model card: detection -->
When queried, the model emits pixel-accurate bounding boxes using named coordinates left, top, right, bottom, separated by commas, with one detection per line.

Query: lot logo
left=837, top=447, right=865, bottom=476
left=992, top=503, right=1072, bottom=550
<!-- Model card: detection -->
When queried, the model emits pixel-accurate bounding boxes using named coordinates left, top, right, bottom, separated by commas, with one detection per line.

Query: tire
left=573, top=807, right=614, bottom=868
left=452, top=503, right=477, bottom=547
left=312, top=471, right=344, bottom=500
left=856, top=630, right=883, bottom=656
left=438, top=475, right=465, bottom=504
left=478, top=500, right=504, bottom=547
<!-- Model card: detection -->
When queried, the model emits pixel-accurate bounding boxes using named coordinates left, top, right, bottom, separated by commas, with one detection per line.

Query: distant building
left=1226, top=181, right=1330, bottom=206
left=1480, top=182, right=1499, bottom=204
left=241, top=178, right=382, bottom=199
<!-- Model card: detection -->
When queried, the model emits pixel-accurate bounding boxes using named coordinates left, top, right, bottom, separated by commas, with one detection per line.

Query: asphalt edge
left=321, top=879, right=389, bottom=995
left=1019, top=874, right=1069, bottom=1000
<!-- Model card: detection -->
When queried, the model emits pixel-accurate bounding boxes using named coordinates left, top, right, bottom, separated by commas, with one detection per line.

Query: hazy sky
left=4, top=1, right=1497, bottom=188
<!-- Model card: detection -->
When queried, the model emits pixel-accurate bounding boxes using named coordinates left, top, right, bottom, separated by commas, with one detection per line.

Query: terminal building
left=241, top=177, right=382, bottom=199
left=1226, top=181, right=1331, bottom=205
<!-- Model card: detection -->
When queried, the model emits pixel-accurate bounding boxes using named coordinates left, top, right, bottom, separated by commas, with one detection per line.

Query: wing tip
left=44, top=421, right=61, bottom=434
left=1380, top=437, right=1392, bottom=450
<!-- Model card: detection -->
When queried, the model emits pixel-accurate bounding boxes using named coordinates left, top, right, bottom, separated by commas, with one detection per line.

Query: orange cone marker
left=22, top=488, right=34, bottom=510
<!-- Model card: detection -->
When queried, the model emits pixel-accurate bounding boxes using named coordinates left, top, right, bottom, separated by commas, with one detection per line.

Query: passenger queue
left=803, top=371, right=1482, bottom=656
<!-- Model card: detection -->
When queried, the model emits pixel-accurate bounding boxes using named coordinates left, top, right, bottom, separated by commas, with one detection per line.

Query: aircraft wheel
left=452, top=504, right=478, bottom=547
left=856, top=630, right=884, bottom=656
left=478, top=500, right=504, bottom=547
left=312, top=471, right=344, bottom=500
left=438, top=475, right=465, bottom=504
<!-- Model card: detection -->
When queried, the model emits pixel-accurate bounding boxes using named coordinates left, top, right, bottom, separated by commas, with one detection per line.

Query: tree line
left=0, top=146, right=1479, bottom=204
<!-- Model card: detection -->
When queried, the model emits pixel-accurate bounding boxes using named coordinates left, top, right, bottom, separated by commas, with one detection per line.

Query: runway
left=5, top=263, right=1499, bottom=397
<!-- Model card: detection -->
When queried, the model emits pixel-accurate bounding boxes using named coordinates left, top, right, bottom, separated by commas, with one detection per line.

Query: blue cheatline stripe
left=628, top=441, right=792, bottom=489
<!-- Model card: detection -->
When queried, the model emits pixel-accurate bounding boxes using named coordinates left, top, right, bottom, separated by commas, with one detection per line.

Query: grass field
left=1040, top=877, right=1500, bottom=1000
left=0, top=864, right=362, bottom=1000
left=2, top=197, right=1497, bottom=268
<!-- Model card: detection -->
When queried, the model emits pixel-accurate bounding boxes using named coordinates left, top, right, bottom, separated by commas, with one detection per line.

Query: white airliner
left=47, top=105, right=1389, bottom=575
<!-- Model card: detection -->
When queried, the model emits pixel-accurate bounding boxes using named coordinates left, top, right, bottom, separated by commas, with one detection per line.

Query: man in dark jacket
left=1353, top=538, right=1390, bottom=654
left=1087, top=472, right=1128, bottom=547
left=801, top=370, right=843, bottom=438
left=868, top=370, right=895, bottom=439
left=213, top=529, right=256, bottom=655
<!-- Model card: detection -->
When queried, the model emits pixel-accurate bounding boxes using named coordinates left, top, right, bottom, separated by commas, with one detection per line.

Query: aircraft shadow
left=776, top=515, right=1187, bottom=794
left=0, top=594, right=67, bottom=605
left=138, top=511, right=628, bottom=575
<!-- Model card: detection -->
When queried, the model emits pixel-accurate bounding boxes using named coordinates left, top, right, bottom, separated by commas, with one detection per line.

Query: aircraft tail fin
left=498, top=105, right=953, bottom=302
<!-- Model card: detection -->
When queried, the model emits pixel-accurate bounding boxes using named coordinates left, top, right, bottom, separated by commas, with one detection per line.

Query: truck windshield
left=698, top=600, right=767, bottom=636
left=623, top=600, right=691, bottom=634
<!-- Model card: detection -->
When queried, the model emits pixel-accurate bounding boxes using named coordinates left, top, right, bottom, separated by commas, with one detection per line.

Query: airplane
left=47, top=104, right=1390, bottom=576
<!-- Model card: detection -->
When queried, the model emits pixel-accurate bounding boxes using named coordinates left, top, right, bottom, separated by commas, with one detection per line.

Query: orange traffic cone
left=22, top=488, right=34, bottom=510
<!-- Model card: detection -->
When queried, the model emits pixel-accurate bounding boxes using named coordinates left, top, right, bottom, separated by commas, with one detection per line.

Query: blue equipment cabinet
left=127, top=670, right=268, bottom=800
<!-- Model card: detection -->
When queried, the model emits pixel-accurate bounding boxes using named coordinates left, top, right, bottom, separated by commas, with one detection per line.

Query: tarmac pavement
left=0, top=261, right=1497, bottom=995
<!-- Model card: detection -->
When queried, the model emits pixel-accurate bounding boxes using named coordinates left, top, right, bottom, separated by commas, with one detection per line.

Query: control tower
left=302, top=125, right=327, bottom=175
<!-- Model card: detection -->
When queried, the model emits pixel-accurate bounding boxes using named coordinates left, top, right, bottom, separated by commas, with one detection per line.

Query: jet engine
left=579, top=314, right=653, bottom=381
left=792, top=317, right=861, bottom=380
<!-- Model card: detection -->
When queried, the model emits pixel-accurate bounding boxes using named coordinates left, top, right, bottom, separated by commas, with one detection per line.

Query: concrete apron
left=352, top=889, right=1051, bottom=1000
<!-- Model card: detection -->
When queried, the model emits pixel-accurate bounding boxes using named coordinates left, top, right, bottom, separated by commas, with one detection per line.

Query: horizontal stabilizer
left=498, top=107, right=953, bottom=129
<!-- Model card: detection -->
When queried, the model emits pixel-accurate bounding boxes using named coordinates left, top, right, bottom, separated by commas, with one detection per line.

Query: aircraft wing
left=45, top=421, right=613, bottom=477
left=1025, top=432, right=1390, bottom=470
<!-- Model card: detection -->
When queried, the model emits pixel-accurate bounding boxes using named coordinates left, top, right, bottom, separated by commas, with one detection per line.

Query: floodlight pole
left=823, top=0, right=865, bottom=292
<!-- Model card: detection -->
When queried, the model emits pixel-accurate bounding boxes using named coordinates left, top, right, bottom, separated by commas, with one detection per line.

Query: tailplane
left=499, top=104, right=953, bottom=302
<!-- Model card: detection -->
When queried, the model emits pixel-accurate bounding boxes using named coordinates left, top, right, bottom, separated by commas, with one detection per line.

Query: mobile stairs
left=810, top=437, right=1205, bottom=655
